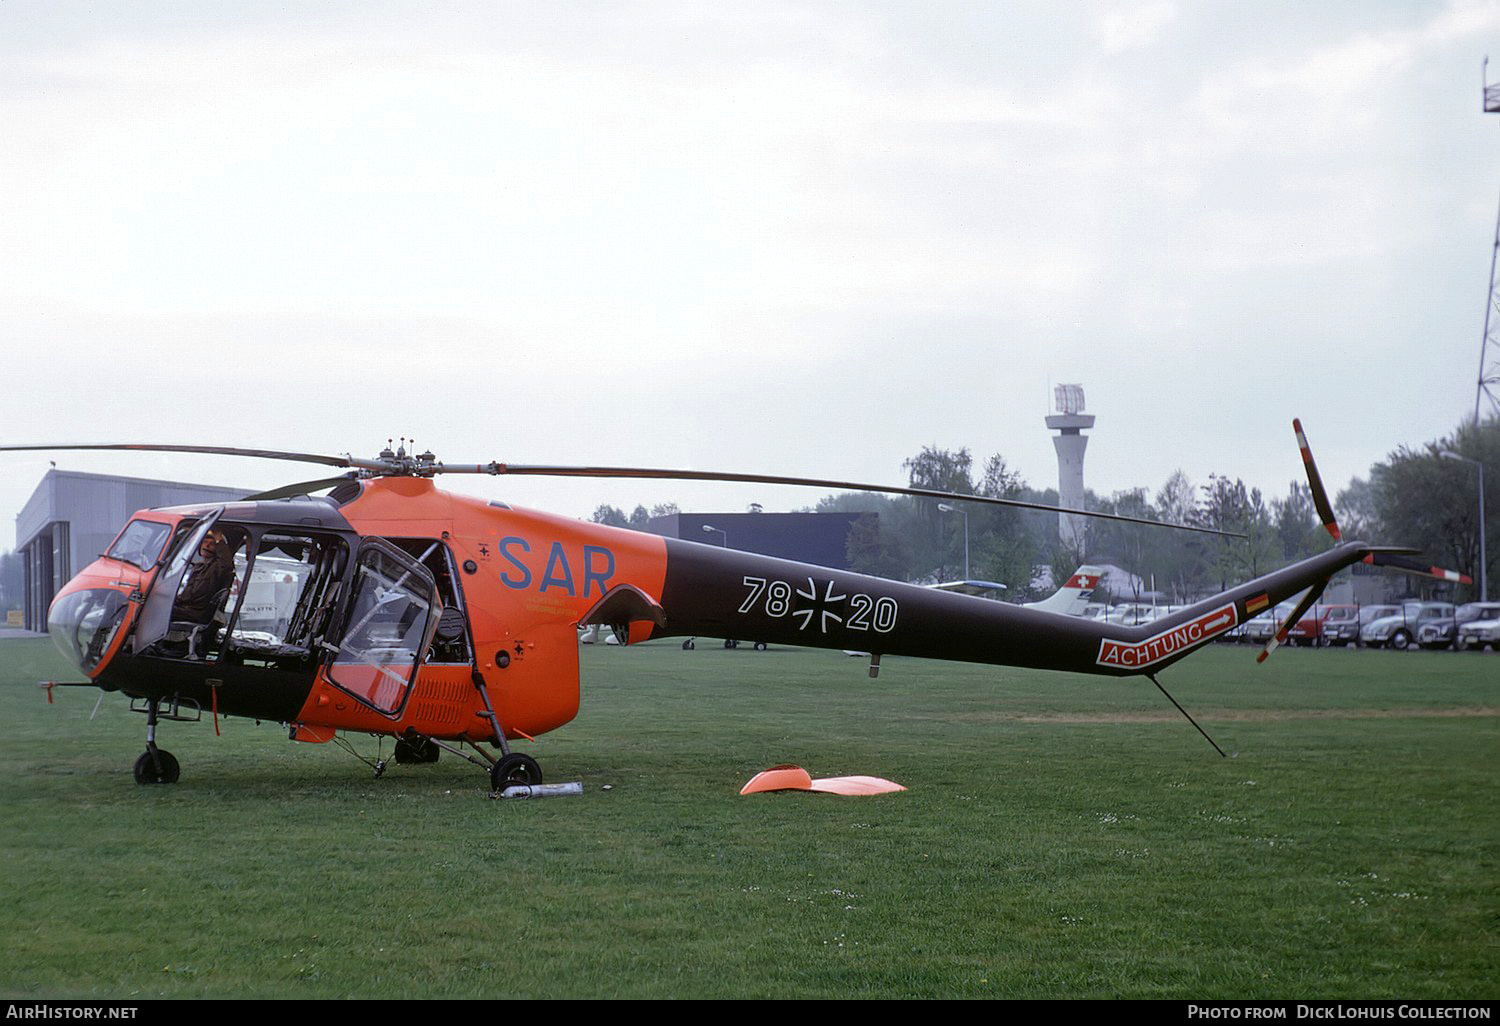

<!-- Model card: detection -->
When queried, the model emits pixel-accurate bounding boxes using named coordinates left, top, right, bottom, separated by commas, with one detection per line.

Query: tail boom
left=647, top=537, right=1378, bottom=679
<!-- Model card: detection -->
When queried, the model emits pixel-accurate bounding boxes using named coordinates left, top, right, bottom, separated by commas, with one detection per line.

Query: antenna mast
left=1475, top=60, right=1500, bottom=422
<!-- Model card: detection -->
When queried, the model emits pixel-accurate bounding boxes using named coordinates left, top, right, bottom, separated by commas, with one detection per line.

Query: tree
left=970, top=454, right=1037, bottom=594
left=1271, top=481, right=1330, bottom=562
left=590, top=505, right=629, bottom=528
left=844, top=513, right=908, bottom=580
left=1371, top=416, right=1498, bottom=600
left=1155, top=470, right=1196, bottom=526
left=0, top=550, right=20, bottom=613
left=1197, top=474, right=1277, bottom=591
left=902, top=446, right=975, bottom=583
left=903, top=446, right=974, bottom=495
left=1085, top=488, right=1155, bottom=594
left=1334, top=477, right=1380, bottom=542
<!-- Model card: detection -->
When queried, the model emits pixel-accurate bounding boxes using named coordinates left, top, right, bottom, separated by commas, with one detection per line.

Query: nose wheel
left=133, top=747, right=180, bottom=784
left=131, top=695, right=193, bottom=784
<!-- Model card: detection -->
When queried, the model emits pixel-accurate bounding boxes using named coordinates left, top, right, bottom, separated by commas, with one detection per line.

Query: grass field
left=0, top=636, right=1495, bottom=999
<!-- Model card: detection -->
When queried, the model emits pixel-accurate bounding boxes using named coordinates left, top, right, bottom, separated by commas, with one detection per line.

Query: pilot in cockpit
left=173, top=529, right=239, bottom=624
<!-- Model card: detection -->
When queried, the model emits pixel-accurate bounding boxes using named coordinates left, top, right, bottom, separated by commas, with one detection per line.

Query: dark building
left=14, top=470, right=249, bottom=630
left=645, top=511, right=865, bottom=570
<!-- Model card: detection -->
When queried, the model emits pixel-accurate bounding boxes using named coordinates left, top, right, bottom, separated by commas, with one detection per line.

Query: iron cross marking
left=793, top=577, right=846, bottom=633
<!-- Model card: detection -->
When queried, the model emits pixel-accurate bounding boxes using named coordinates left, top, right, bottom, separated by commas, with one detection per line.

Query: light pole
left=1440, top=451, right=1488, bottom=601
left=702, top=524, right=727, bottom=547
left=936, top=503, right=970, bottom=580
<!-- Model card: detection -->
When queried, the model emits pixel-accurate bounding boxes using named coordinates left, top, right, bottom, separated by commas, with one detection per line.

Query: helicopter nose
left=47, top=586, right=132, bottom=674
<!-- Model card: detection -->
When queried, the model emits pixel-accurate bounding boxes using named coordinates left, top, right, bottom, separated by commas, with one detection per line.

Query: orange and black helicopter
left=3, top=422, right=1458, bottom=790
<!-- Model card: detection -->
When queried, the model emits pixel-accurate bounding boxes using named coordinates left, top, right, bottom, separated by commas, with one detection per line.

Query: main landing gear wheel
left=394, top=736, right=440, bottom=764
left=490, top=753, right=543, bottom=791
left=133, top=749, right=180, bottom=785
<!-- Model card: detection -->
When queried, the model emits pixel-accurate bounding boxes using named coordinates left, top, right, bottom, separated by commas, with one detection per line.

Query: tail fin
left=1026, top=566, right=1103, bottom=616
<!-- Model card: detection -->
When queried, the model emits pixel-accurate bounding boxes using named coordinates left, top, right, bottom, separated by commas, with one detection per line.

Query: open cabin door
left=325, top=537, right=441, bottom=717
left=132, top=510, right=224, bottom=655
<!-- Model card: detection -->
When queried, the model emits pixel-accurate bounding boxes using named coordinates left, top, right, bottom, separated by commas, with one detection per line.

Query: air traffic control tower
left=1046, top=384, right=1093, bottom=550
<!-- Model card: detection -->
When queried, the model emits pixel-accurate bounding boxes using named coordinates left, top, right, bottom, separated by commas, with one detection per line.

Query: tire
left=1391, top=630, right=1411, bottom=651
left=490, top=753, right=542, bottom=790
left=394, top=736, right=439, bottom=764
left=133, top=749, right=180, bottom=785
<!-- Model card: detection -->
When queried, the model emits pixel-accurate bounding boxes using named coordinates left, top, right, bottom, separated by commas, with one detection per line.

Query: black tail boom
left=650, top=538, right=1380, bottom=679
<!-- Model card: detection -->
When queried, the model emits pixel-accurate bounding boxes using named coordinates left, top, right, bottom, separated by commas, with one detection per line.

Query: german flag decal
left=1245, top=592, right=1270, bottom=615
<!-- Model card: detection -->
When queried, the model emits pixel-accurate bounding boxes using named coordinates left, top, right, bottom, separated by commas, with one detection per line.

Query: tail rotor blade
left=1292, top=419, right=1342, bottom=542
left=1364, top=551, right=1472, bottom=585
left=1257, top=576, right=1331, bottom=664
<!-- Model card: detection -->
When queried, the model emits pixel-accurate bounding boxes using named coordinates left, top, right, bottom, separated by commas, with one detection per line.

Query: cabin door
left=325, top=537, right=441, bottom=717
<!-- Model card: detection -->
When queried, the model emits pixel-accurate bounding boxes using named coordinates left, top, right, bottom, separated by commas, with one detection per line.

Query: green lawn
left=0, top=637, right=1494, bottom=999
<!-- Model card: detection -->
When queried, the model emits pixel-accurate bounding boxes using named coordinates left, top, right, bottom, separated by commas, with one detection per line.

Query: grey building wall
left=14, top=470, right=250, bottom=630
left=646, top=511, right=863, bottom=570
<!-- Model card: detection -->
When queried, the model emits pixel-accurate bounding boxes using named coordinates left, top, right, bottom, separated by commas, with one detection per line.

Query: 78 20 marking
left=740, top=576, right=898, bottom=634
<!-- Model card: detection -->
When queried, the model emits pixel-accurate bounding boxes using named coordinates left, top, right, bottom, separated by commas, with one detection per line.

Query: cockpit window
left=106, top=520, right=173, bottom=570
left=48, top=589, right=129, bottom=673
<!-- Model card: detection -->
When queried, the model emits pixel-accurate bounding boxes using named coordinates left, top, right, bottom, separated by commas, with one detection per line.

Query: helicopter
left=5, top=422, right=1454, bottom=790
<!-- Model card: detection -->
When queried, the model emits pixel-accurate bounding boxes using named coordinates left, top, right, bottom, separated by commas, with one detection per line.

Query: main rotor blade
left=243, top=475, right=361, bottom=501
left=0, top=443, right=381, bottom=471
left=473, top=463, right=1245, bottom=538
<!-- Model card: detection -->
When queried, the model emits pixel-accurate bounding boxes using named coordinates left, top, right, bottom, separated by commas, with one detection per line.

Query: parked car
left=1356, top=605, right=1400, bottom=636
left=1424, top=602, right=1500, bottom=650
left=1352, top=603, right=1407, bottom=648
left=1361, top=602, right=1456, bottom=650
left=1298, top=604, right=1361, bottom=647
left=1456, top=608, right=1500, bottom=651
left=1100, top=603, right=1162, bottom=626
left=1243, top=603, right=1296, bottom=644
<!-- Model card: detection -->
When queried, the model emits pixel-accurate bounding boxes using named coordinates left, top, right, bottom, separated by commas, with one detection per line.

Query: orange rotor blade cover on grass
left=740, top=765, right=906, bottom=796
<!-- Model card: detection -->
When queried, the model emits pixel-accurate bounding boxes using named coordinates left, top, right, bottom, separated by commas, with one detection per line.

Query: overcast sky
left=5, top=1, right=1499, bottom=538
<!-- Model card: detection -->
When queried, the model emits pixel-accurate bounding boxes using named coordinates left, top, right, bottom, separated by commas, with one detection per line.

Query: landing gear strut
left=471, top=667, right=544, bottom=791
left=394, top=734, right=440, bottom=764
left=133, top=697, right=181, bottom=784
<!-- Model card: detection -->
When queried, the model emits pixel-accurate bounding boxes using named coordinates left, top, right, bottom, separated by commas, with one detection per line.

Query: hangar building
left=645, top=511, right=863, bottom=570
left=15, top=470, right=249, bottom=630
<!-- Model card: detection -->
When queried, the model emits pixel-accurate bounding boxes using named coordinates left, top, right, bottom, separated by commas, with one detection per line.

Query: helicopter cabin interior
left=107, top=503, right=477, bottom=720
